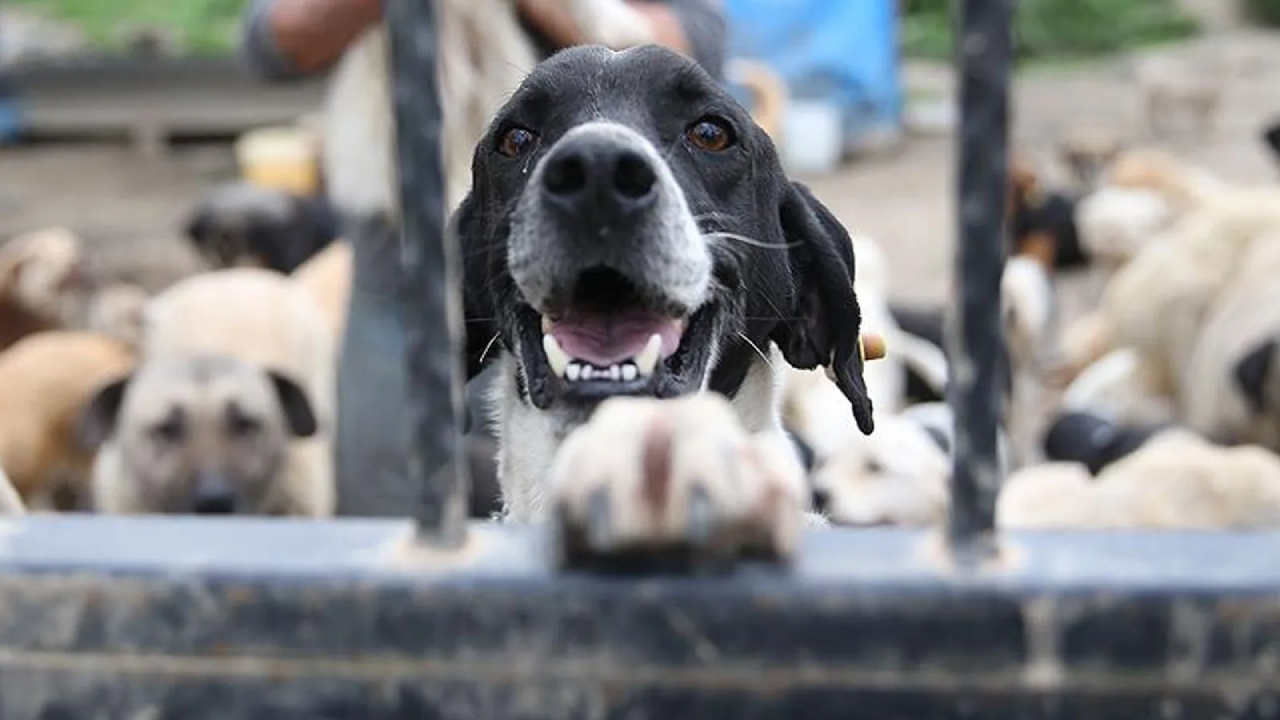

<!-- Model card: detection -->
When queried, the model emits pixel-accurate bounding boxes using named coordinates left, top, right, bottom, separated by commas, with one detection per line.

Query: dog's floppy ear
left=450, top=193, right=499, bottom=381
left=76, top=374, right=133, bottom=451
left=1262, top=121, right=1280, bottom=161
left=266, top=370, right=319, bottom=438
left=1234, top=337, right=1277, bottom=414
left=771, top=182, right=874, bottom=435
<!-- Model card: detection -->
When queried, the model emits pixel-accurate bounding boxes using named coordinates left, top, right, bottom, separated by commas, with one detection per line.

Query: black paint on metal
left=2, top=517, right=1280, bottom=719
left=946, top=0, right=1012, bottom=556
left=385, top=0, right=468, bottom=545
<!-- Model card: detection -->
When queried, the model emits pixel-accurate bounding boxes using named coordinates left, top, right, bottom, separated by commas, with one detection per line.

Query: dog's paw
left=549, top=394, right=807, bottom=570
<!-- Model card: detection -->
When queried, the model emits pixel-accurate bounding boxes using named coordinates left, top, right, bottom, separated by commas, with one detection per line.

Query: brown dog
left=0, top=331, right=136, bottom=510
left=0, top=227, right=97, bottom=352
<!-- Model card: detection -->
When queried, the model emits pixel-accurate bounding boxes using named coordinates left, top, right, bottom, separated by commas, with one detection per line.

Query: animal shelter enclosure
left=3, top=1, right=1280, bottom=718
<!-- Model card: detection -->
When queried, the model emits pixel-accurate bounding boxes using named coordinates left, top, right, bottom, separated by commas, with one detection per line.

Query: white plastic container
left=782, top=99, right=844, bottom=175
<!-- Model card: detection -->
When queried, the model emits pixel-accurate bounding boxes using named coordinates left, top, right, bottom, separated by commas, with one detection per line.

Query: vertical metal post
left=946, top=0, right=1011, bottom=558
left=386, top=0, right=469, bottom=546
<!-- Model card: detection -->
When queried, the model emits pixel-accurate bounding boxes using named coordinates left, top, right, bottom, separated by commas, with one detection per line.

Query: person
left=239, top=0, right=728, bottom=518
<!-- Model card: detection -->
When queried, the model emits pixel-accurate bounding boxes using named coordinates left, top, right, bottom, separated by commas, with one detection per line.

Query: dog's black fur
left=1262, top=119, right=1280, bottom=167
left=1235, top=337, right=1277, bottom=415
left=1010, top=190, right=1090, bottom=271
left=451, top=45, right=873, bottom=434
left=1042, top=410, right=1170, bottom=476
left=184, top=182, right=338, bottom=274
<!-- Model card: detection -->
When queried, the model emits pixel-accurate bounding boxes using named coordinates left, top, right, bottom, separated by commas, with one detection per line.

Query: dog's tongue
left=549, top=309, right=683, bottom=367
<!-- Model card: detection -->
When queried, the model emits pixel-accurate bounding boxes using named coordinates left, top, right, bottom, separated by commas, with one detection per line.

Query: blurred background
left=0, top=0, right=1278, bottom=305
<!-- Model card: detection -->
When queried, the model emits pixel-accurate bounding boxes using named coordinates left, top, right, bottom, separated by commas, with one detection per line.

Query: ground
left=3, top=29, right=1280, bottom=309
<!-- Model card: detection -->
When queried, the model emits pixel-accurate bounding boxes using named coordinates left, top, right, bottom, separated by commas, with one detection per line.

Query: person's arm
left=241, top=0, right=384, bottom=81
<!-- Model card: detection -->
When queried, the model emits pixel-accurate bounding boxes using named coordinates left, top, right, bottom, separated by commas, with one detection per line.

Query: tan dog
left=1056, top=128, right=1123, bottom=192
left=0, top=331, right=135, bottom=510
left=86, top=282, right=150, bottom=351
left=998, top=430, right=1280, bottom=530
left=0, top=466, right=23, bottom=516
left=83, top=267, right=337, bottom=517
left=0, top=227, right=97, bottom=352
left=79, top=354, right=324, bottom=516
left=1180, top=235, right=1280, bottom=451
left=291, top=239, right=352, bottom=341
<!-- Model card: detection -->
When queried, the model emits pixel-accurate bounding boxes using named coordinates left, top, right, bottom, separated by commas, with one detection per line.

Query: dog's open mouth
left=532, top=266, right=706, bottom=398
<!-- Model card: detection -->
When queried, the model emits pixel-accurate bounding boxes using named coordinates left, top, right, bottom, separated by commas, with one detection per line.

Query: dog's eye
left=685, top=117, right=735, bottom=152
left=226, top=404, right=262, bottom=438
left=498, top=126, right=539, bottom=158
left=150, top=417, right=185, bottom=444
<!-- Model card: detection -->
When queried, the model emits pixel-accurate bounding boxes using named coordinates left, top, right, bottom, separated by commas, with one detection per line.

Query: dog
left=290, top=239, right=353, bottom=341
left=79, top=354, right=324, bottom=516
left=1179, top=235, right=1280, bottom=451
left=1040, top=409, right=1172, bottom=476
left=86, top=282, right=150, bottom=351
left=324, top=0, right=660, bottom=222
left=454, top=45, right=875, bottom=557
left=0, top=466, right=23, bottom=516
left=999, top=429, right=1280, bottom=530
left=81, top=267, right=337, bottom=517
left=183, top=181, right=339, bottom=274
left=0, top=331, right=136, bottom=511
left=1263, top=119, right=1280, bottom=170
left=1056, top=128, right=1123, bottom=192
left=0, top=227, right=97, bottom=351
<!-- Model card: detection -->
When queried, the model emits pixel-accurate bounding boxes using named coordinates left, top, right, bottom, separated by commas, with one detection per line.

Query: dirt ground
left=4, top=29, right=1280, bottom=310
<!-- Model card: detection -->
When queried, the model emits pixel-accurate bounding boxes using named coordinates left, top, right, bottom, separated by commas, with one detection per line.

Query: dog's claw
left=686, top=483, right=714, bottom=546
left=585, top=486, right=613, bottom=552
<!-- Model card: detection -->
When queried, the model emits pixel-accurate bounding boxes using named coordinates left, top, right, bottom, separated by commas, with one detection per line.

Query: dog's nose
left=190, top=472, right=238, bottom=515
left=541, top=135, right=658, bottom=216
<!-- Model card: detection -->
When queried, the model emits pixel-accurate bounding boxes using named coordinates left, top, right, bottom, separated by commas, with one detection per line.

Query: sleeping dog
left=456, top=46, right=874, bottom=558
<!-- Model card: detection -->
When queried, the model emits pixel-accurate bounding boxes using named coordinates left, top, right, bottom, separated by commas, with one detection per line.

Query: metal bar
left=385, top=0, right=469, bottom=545
left=3, top=517, right=1280, bottom=719
left=946, top=0, right=1012, bottom=557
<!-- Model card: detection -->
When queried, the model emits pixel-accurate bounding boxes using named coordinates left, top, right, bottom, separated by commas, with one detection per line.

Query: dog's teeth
left=581, top=365, right=596, bottom=381
left=543, top=334, right=571, bottom=377
left=634, top=334, right=662, bottom=376
left=540, top=315, right=553, bottom=333
left=566, top=362, right=582, bottom=381
left=608, top=364, right=622, bottom=381
left=621, top=363, right=638, bottom=381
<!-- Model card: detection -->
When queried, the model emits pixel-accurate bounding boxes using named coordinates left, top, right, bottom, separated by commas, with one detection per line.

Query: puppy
left=86, top=282, right=149, bottom=351
left=0, top=466, right=23, bottom=516
left=0, top=331, right=136, bottom=511
left=79, top=354, right=324, bottom=516
left=0, top=227, right=97, bottom=351
left=1056, top=128, right=1122, bottom=191
left=84, top=267, right=337, bottom=516
left=1041, top=409, right=1171, bottom=476
left=455, top=46, right=875, bottom=557
left=1263, top=119, right=1280, bottom=169
left=999, top=430, right=1280, bottom=530
left=290, top=239, right=352, bottom=340
left=183, top=181, right=338, bottom=274
left=1179, top=235, right=1280, bottom=451
left=1008, top=158, right=1089, bottom=271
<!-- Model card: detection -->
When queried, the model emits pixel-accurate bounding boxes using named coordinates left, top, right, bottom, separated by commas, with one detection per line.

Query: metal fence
left=3, top=1, right=1279, bottom=718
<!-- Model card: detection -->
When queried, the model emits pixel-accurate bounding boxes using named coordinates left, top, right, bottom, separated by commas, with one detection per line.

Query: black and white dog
left=454, top=45, right=875, bottom=557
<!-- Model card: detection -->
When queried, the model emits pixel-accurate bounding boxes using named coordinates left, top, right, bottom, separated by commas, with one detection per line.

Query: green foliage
left=8, top=0, right=245, bottom=54
left=1244, top=0, right=1280, bottom=27
left=901, top=0, right=1201, bottom=61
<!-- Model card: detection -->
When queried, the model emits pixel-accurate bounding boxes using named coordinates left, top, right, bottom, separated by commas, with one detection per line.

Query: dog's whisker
left=478, top=333, right=501, bottom=365
left=736, top=331, right=774, bottom=371
left=703, top=231, right=797, bottom=250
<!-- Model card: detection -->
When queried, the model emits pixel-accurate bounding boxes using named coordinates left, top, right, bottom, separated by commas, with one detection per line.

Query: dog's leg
left=548, top=392, right=809, bottom=567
